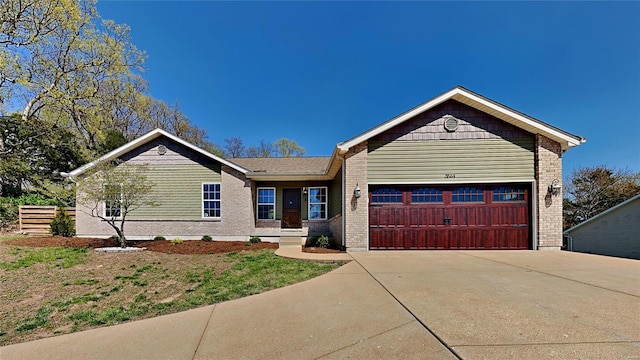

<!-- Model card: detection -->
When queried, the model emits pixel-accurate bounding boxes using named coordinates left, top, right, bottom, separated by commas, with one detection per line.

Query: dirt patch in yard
left=5, top=236, right=278, bottom=254
left=0, top=236, right=340, bottom=346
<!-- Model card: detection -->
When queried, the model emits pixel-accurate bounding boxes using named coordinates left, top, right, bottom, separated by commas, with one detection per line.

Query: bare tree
left=224, top=137, right=245, bottom=158
left=246, top=140, right=274, bottom=158
left=563, top=165, right=640, bottom=229
left=77, top=161, right=157, bottom=247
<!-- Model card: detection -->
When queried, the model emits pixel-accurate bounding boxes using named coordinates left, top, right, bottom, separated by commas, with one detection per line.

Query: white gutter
left=336, top=151, right=346, bottom=249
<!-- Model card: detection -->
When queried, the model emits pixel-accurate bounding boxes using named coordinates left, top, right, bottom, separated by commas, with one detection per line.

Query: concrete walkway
left=275, top=246, right=353, bottom=262
left=2, top=251, right=639, bottom=359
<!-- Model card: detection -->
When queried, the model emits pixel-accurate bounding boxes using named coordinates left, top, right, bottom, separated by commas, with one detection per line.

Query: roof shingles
left=228, top=157, right=330, bottom=175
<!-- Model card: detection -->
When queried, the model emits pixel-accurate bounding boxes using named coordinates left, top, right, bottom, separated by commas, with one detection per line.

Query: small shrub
left=249, top=236, right=261, bottom=244
left=0, top=202, right=18, bottom=227
left=153, top=236, right=166, bottom=241
left=305, top=235, right=319, bottom=247
left=316, top=235, right=330, bottom=249
left=201, top=235, right=212, bottom=242
left=170, top=238, right=183, bottom=245
left=108, top=235, right=120, bottom=243
left=50, top=208, right=75, bottom=237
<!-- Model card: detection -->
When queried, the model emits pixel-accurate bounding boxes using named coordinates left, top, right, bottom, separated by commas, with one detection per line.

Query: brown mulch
left=130, top=239, right=278, bottom=254
left=302, top=247, right=345, bottom=254
left=4, top=236, right=278, bottom=254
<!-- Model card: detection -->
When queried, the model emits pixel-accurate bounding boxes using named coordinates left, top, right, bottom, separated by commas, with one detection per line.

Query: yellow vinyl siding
left=129, top=164, right=221, bottom=220
left=368, top=138, right=534, bottom=184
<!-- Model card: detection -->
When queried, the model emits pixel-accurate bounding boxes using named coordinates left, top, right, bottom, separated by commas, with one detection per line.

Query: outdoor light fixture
left=354, top=183, right=361, bottom=198
left=548, top=179, right=562, bottom=196
left=303, top=187, right=308, bottom=195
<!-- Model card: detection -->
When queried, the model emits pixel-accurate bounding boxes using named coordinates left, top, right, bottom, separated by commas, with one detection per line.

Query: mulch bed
left=4, top=236, right=278, bottom=255
left=302, top=247, right=345, bottom=254
left=4, top=236, right=347, bottom=255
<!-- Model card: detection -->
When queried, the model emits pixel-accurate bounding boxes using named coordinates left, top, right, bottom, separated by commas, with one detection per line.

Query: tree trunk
left=118, top=218, right=127, bottom=248
left=115, top=227, right=127, bottom=248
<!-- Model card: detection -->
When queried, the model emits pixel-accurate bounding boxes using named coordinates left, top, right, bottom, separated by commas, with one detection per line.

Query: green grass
left=0, top=234, right=27, bottom=243
left=63, top=279, right=99, bottom=286
left=0, top=247, right=87, bottom=270
left=1, top=247, right=343, bottom=345
left=16, top=306, right=53, bottom=332
left=66, top=250, right=343, bottom=328
left=170, top=250, right=341, bottom=306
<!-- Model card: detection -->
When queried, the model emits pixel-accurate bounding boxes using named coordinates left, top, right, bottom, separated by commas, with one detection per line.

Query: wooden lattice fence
left=18, top=206, right=76, bottom=236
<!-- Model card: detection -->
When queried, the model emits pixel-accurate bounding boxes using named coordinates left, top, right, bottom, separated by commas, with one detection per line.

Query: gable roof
left=337, top=86, right=586, bottom=152
left=231, top=157, right=334, bottom=181
left=63, top=128, right=248, bottom=177
left=564, top=194, right=640, bottom=234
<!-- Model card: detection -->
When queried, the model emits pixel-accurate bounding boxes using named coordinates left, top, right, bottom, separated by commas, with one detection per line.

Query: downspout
left=336, top=152, right=346, bottom=249
left=565, top=234, right=573, bottom=252
left=531, top=180, right=538, bottom=250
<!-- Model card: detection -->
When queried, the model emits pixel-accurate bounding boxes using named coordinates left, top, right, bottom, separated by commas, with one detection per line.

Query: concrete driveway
left=2, top=251, right=639, bottom=359
left=350, top=251, right=640, bottom=359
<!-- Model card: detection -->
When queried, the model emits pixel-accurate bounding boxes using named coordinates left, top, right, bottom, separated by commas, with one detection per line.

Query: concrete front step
left=279, top=236, right=303, bottom=248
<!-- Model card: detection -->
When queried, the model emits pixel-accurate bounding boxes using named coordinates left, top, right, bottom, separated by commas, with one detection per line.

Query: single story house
left=564, top=194, right=640, bottom=260
left=65, top=86, right=585, bottom=251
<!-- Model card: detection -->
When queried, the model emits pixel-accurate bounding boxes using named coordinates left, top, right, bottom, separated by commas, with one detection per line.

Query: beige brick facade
left=343, top=142, right=368, bottom=251
left=535, top=134, right=564, bottom=250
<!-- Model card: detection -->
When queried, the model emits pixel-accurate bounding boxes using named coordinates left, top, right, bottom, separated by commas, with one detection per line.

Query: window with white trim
left=203, top=183, right=221, bottom=218
left=104, top=185, right=122, bottom=218
left=257, top=187, right=276, bottom=220
left=308, top=187, right=327, bottom=220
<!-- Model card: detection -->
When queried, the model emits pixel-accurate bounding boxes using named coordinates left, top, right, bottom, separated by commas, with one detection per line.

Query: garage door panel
left=369, top=184, right=530, bottom=250
left=371, top=207, right=398, bottom=228
left=370, top=229, right=394, bottom=250
left=408, top=206, right=445, bottom=227
left=434, top=232, right=449, bottom=249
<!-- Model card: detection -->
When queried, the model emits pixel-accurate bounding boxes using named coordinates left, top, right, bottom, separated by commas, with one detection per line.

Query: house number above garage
left=445, top=174, right=456, bottom=179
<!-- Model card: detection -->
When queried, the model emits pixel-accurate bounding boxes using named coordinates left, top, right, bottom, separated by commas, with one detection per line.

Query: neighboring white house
left=564, top=194, right=640, bottom=260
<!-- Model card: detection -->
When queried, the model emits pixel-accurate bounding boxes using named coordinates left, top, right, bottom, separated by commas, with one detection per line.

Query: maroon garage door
left=369, top=185, right=530, bottom=250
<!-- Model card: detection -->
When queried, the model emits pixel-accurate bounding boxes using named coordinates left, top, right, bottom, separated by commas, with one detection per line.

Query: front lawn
left=0, top=236, right=344, bottom=346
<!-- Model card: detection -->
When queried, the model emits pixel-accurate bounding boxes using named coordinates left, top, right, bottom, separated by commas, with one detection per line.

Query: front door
left=282, top=188, right=302, bottom=228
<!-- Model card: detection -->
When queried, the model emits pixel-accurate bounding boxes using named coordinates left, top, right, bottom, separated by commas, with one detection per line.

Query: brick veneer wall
left=535, top=134, right=563, bottom=250
left=343, top=142, right=368, bottom=251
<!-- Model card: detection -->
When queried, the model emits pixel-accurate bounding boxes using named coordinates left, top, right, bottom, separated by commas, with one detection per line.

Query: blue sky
left=97, top=1, right=640, bottom=176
